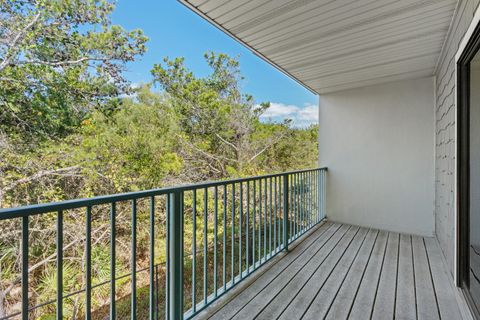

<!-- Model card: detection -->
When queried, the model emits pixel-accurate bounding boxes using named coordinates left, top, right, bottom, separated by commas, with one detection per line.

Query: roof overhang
left=179, top=0, right=459, bottom=94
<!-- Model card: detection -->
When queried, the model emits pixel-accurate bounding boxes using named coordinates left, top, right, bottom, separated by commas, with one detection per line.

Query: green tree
left=0, top=44, right=319, bottom=317
left=78, top=85, right=183, bottom=195
left=151, top=52, right=299, bottom=180
left=0, top=0, right=148, bottom=145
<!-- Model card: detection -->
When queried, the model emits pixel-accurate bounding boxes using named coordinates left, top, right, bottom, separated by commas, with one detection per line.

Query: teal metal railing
left=0, top=167, right=327, bottom=320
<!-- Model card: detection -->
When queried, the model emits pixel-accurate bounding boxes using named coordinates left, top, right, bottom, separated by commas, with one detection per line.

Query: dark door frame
left=457, top=18, right=480, bottom=320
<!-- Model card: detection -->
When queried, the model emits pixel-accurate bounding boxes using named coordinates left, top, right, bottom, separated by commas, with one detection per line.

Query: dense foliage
left=0, top=1, right=318, bottom=318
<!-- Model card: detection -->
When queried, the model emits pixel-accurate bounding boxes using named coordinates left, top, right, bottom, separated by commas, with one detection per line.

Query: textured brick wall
left=435, top=0, right=480, bottom=276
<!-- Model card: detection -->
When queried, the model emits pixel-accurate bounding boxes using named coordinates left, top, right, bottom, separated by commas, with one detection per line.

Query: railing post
left=283, top=174, right=289, bottom=251
left=169, top=191, right=183, bottom=320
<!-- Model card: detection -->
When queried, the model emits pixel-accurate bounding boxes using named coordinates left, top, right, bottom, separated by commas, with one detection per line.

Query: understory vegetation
left=0, top=1, right=318, bottom=318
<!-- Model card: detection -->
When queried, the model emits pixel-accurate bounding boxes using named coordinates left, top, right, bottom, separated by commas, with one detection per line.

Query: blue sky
left=111, top=0, right=318, bottom=127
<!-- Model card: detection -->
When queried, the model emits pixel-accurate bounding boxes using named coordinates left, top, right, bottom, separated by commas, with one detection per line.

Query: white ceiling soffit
left=179, top=0, right=458, bottom=94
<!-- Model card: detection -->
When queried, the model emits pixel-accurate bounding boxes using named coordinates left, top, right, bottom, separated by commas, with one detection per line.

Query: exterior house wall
left=435, top=0, right=480, bottom=277
left=318, top=77, right=435, bottom=236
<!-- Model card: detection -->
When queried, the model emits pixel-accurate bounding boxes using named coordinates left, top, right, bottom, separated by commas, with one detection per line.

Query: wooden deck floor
left=194, top=221, right=465, bottom=320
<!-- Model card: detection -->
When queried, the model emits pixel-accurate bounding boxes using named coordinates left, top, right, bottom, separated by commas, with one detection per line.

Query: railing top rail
left=0, top=167, right=327, bottom=219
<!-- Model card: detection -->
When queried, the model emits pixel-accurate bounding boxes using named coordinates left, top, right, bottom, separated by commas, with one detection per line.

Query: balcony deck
left=193, top=221, right=465, bottom=320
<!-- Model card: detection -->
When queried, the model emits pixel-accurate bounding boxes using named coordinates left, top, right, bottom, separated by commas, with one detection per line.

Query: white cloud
left=258, top=102, right=318, bottom=128
left=261, top=102, right=300, bottom=117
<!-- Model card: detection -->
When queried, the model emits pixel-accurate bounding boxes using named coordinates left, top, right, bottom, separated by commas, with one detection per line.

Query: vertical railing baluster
left=86, top=206, right=92, bottom=320
left=295, top=173, right=298, bottom=237
left=319, top=170, right=322, bottom=221
left=274, top=176, right=277, bottom=253
left=258, top=179, right=262, bottom=264
left=315, top=170, right=318, bottom=223
left=155, top=264, right=160, bottom=320
left=280, top=176, right=283, bottom=247
left=192, top=189, right=196, bottom=312
left=318, top=170, right=321, bottom=221
left=259, top=180, right=262, bottom=262
left=300, top=173, right=303, bottom=234
left=321, top=170, right=324, bottom=220
left=294, top=174, right=297, bottom=238
left=308, top=171, right=315, bottom=227
left=253, top=180, right=256, bottom=269
left=308, top=171, right=312, bottom=228
left=314, top=171, right=316, bottom=224
left=324, top=170, right=327, bottom=218
left=306, top=172, right=309, bottom=230
left=231, top=183, right=235, bottom=284
left=166, top=196, right=170, bottom=319
left=312, top=171, right=315, bottom=224
left=310, top=171, right=313, bottom=225
left=303, top=172, right=306, bottom=231
left=203, top=188, right=208, bottom=305
left=318, top=171, right=320, bottom=219
left=316, top=170, right=318, bottom=222
left=284, top=176, right=286, bottom=240
left=297, top=173, right=300, bottom=235
left=214, top=186, right=218, bottom=297
left=301, top=173, right=304, bottom=232
left=21, top=216, right=28, bottom=320
left=283, top=174, right=289, bottom=251
left=299, top=173, right=302, bottom=234
left=168, top=191, right=183, bottom=320
left=325, top=170, right=327, bottom=218
left=269, top=177, right=272, bottom=257
left=239, top=182, right=243, bottom=280
left=296, top=173, right=300, bottom=237
left=56, top=210, right=63, bottom=320
left=318, top=170, right=321, bottom=222
left=110, top=202, right=116, bottom=320
left=306, top=172, right=308, bottom=230
left=223, top=185, right=227, bottom=291
left=309, top=172, right=312, bottom=227
left=279, top=177, right=282, bottom=249
left=307, top=172, right=309, bottom=228
left=150, top=196, right=155, bottom=320
left=290, top=175, right=293, bottom=240
left=181, top=191, right=185, bottom=311
left=130, top=201, right=136, bottom=320
left=311, top=171, right=314, bottom=224
left=307, top=172, right=310, bottom=229
left=279, top=176, right=281, bottom=249
left=302, top=172, right=305, bottom=233
left=263, top=179, right=267, bottom=260
left=246, top=181, right=250, bottom=274
left=320, top=170, right=323, bottom=219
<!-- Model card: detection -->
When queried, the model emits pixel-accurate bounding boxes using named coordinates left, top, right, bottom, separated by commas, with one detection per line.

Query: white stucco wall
left=318, top=77, right=435, bottom=236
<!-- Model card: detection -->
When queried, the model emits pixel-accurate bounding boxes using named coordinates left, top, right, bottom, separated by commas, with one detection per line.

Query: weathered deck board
left=371, top=232, right=399, bottom=320
left=412, top=236, right=440, bottom=320
left=325, top=229, right=379, bottom=320
left=208, top=222, right=338, bottom=320
left=252, top=225, right=357, bottom=319
left=196, top=223, right=465, bottom=320
left=275, top=227, right=362, bottom=319
left=348, top=230, right=388, bottom=320
left=424, top=237, right=463, bottom=319
left=301, top=228, right=371, bottom=320
left=395, top=234, right=417, bottom=320
left=230, top=224, right=351, bottom=320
